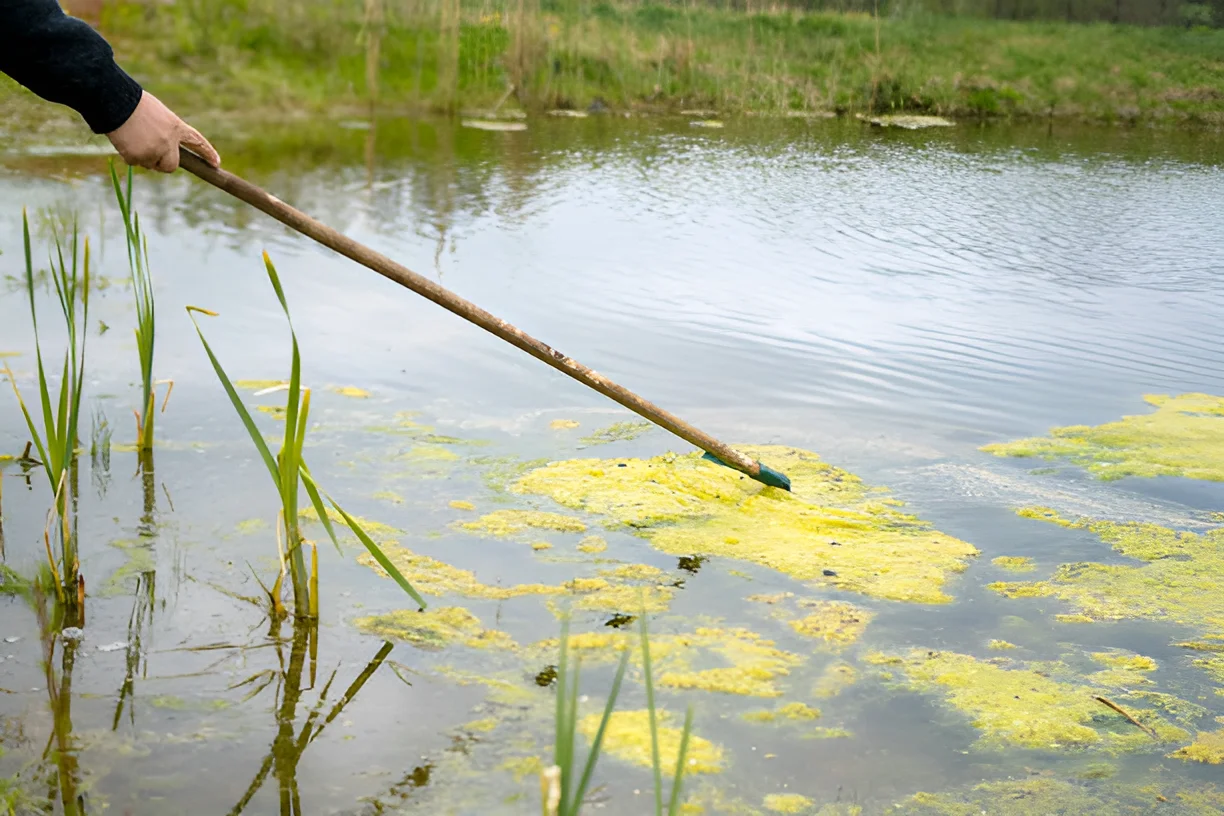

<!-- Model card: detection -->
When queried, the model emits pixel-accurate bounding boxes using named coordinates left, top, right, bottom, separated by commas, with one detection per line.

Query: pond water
left=1, top=115, right=1223, bottom=815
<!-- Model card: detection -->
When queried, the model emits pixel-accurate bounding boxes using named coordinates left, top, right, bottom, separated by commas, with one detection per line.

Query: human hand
left=106, top=91, right=220, bottom=173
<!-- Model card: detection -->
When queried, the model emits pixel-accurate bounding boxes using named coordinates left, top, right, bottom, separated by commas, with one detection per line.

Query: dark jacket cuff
left=81, top=61, right=143, bottom=134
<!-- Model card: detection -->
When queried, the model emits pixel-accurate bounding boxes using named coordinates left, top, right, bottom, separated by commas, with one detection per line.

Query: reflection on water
left=1, top=115, right=1223, bottom=813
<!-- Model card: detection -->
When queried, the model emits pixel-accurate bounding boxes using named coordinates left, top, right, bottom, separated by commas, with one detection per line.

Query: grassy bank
left=5, top=0, right=1224, bottom=130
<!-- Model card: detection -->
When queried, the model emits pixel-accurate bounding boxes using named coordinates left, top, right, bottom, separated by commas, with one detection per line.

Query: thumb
left=179, top=124, right=221, bottom=168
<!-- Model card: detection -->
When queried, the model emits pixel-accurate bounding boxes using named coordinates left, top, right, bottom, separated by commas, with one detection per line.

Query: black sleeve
left=0, top=0, right=144, bottom=134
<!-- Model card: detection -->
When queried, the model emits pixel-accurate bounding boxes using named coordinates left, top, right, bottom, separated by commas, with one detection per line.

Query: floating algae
left=897, top=778, right=1131, bottom=815
left=514, top=446, right=979, bottom=604
left=534, top=627, right=803, bottom=697
left=577, top=535, right=607, bottom=553
left=812, top=662, right=858, bottom=699
left=578, top=420, right=655, bottom=446
left=330, top=386, right=371, bottom=398
left=449, top=500, right=476, bottom=511
left=990, top=508, right=1224, bottom=633
left=578, top=709, right=723, bottom=774
left=549, top=419, right=580, bottom=429
left=235, top=379, right=289, bottom=391
left=981, top=393, right=1224, bottom=482
left=461, top=509, right=587, bottom=538
left=300, top=506, right=402, bottom=544
left=988, top=640, right=1018, bottom=650
left=762, top=793, right=814, bottom=813
left=883, top=649, right=1187, bottom=752
left=742, top=702, right=821, bottom=723
left=992, top=556, right=1035, bottom=573
left=374, top=490, right=404, bottom=504
left=1170, top=728, right=1224, bottom=764
left=786, top=600, right=873, bottom=647
left=354, top=607, right=515, bottom=651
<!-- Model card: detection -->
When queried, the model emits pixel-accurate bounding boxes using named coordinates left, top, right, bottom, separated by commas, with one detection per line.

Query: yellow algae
left=235, top=379, right=289, bottom=390
left=515, top=446, right=978, bottom=604
left=991, top=556, right=1036, bottom=573
left=1091, top=651, right=1157, bottom=672
left=763, top=793, right=813, bottom=813
left=888, top=649, right=1187, bottom=752
left=354, top=607, right=516, bottom=650
left=988, top=640, right=1018, bottom=650
left=812, top=663, right=857, bottom=699
left=747, top=592, right=795, bottom=605
left=579, top=420, right=655, bottom=446
left=498, top=756, right=544, bottom=782
left=743, top=702, right=821, bottom=723
left=537, top=627, right=802, bottom=697
left=461, top=509, right=587, bottom=538
left=462, top=717, right=499, bottom=733
left=357, top=543, right=563, bottom=600
left=1176, top=634, right=1224, bottom=652
left=549, top=419, right=580, bottom=430
left=235, top=518, right=268, bottom=535
left=991, top=508, right=1224, bottom=632
left=787, top=601, right=872, bottom=647
left=330, top=386, right=371, bottom=398
left=1056, top=614, right=1096, bottom=624
left=577, top=535, right=607, bottom=553
left=256, top=404, right=286, bottom=419
left=1170, top=728, right=1224, bottom=764
left=579, top=710, right=722, bottom=774
left=981, top=393, right=1224, bottom=481
left=1192, top=655, right=1224, bottom=683
left=400, top=444, right=461, bottom=462
left=900, top=778, right=1127, bottom=815
left=598, top=564, right=665, bottom=581
left=567, top=580, right=674, bottom=614
left=807, top=727, right=852, bottom=739
left=449, top=500, right=476, bottom=511
left=373, top=490, right=404, bottom=504
left=301, top=506, right=401, bottom=543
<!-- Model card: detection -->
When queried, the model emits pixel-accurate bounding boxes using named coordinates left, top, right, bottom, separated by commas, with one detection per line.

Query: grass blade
left=554, top=615, right=571, bottom=810
left=666, top=705, right=694, bottom=816
left=572, top=646, right=629, bottom=812
left=186, top=307, right=282, bottom=493
left=323, top=490, right=426, bottom=609
left=639, top=612, right=664, bottom=816
left=299, top=462, right=343, bottom=557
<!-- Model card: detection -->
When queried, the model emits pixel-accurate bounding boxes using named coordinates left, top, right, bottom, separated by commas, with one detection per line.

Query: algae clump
left=461, top=509, right=587, bottom=537
left=514, top=446, right=978, bottom=604
left=579, top=420, right=655, bottom=446
left=763, top=793, right=814, bottom=813
left=579, top=709, right=722, bottom=773
left=1170, top=728, right=1224, bottom=764
left=787, top=601, right=872, bottom=647
left=812, top=662, right=857, bottom=698
left=886, top=649, right=1186, bottom=752
left=981, top=393, right=1224, bottom=481
left=898, top=778, right=1125, bottom=815
left=991, top=556, right=1035, bottom=573
left=354, top=607, right=516, bottom=651
left=743, top=702, right=821, bottom=723
left=990, top=508, right=1224, bottom=633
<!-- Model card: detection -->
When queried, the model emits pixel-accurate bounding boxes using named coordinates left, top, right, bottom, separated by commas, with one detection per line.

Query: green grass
left=15, top=1, right=1209, bottom=126
left=3, top=212, right=90, bottom=602
left=547, top=610, right=693, bottom=815
left=187, top=252, right=425, bottom=619
left=109, top=162, right=164, bottom=453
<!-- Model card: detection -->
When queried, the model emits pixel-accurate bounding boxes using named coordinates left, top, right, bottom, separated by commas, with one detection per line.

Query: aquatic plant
left=187, top=252, right=424, bottom=619
left=3, top=210, right=89, bottom=606
left=545, top=612, right=696, bottom=816
left=109, top=162, right=168, bottom=453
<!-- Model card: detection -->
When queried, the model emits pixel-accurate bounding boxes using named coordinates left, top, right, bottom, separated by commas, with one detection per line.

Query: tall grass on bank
left=3, top=212, right=90, bottom=605
left=187, top=252, right=425, bottom=620
left=109, top=162, right=168, bottom=453
left=545, top=611, right=693, bottom=815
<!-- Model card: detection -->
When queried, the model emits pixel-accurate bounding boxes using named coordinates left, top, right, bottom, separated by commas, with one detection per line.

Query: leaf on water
left=461, top=119, right=527, bottom=132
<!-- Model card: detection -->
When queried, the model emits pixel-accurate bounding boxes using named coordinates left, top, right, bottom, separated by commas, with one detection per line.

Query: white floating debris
left=61, top=627, right=84, bottom=641
left=690, top=120, right=725, bottom=129
left=254, top=384, right=290, bottom=397
left=97, top=641, right=128, bottom=652
left=862, top=114, right=954, bottom=130
left=548, top=110, right=588, bottom=118
left=461, top=119, right=528, bottom=132
left=3, top=636, right=19, bottom=644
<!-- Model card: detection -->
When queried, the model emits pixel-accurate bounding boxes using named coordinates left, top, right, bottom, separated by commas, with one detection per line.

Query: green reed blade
left=186, top=307, right=282, bottom=493
left=321, top=489, right=427, bottom=609
left=299, top=462, right=343, bottom=557
left=666, top=705, right=694, bottom=816
left=571, top=646, right=629, bottom=814
left=554, top=615, right=572, bottom=805
left=639, top=612, right=664, bottom=816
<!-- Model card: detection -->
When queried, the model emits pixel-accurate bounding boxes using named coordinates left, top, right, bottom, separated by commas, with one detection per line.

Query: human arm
left=0, top=0, right=219, bottom=171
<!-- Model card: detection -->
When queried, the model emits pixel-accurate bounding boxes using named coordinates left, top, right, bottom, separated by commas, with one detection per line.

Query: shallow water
left=1, top=115, right=1223, bottom=814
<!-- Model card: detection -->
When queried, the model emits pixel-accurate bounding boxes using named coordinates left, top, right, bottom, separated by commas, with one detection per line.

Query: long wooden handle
left=177, top=148, right=765, bottom=480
